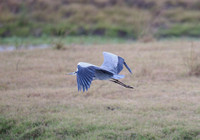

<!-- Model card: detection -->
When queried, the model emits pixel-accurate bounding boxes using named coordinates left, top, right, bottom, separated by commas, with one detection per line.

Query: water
left=0, top=44, right=49, bottom=52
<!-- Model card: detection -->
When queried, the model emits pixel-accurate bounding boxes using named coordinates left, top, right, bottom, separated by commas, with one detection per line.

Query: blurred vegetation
left=1, top=0, right=200, bottom=39
left=184, top=43, right=200, bottom=77
left=1, top=115, right=200, bottom=140
left=0, top=36, right=130, bottom=46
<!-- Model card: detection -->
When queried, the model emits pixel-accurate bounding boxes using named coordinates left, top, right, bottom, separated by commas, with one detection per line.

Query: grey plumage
left=68, top=52, right=133, bottom=92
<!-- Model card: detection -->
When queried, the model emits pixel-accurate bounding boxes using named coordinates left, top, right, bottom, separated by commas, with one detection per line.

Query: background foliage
left=1, top=0, right=200, bottom=39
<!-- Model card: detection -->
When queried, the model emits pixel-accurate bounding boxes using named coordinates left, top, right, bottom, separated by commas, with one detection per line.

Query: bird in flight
left=68, top=52, right=133, bottom=92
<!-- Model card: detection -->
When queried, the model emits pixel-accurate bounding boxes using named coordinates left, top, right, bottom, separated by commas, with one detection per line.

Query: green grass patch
left=1, top=0, right=200, bottom=38
left=157, top=24, right=200, bottom=38
left=0, top=116, right=141, bottom=140
left=0, top=115, right=56, bottom=139
left=164, top=8, right=200, bottom=23
left=0, top=36, right=132, bottom=46
left=1, top=114, right=199, bottom=140
left=162, top=127, right=200, bottom=140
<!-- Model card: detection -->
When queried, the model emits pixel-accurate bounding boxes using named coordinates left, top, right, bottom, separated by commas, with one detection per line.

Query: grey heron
left=68, top=52, right=133, bottom=92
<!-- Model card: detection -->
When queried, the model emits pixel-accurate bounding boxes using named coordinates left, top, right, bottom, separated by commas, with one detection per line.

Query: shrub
left=184, top=43, right=200, bottom=76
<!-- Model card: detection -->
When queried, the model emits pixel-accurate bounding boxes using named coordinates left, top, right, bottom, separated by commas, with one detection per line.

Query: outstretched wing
left=76, top=65, right=96, bottom=92
left=100, top=52, right=132, bottom=74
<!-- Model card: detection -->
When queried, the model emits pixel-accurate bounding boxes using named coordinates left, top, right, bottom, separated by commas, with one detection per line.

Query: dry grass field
left=0, top=40, right=200, bottom=139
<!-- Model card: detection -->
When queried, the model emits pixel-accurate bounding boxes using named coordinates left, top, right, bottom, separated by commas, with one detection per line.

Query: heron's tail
left=110, top=79, right=133, bottom=89
left=112, top=74, right=125, bottom=79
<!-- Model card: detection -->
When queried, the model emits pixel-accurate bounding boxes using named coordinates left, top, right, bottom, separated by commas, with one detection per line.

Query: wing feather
left=100, top=52, right=118, bottom=74
left=80, top=77, right=86, bottom=92
left=77, top=75, right=81, bottom=91
left=100, top=52, right=132, bottom=74
left=77, top=73, right=85, bottom=91
left=81, top=76, right=89, bottom=91
left=76, top=65, right=96, bottom=92
left=83, top=72, right=92, bottom=88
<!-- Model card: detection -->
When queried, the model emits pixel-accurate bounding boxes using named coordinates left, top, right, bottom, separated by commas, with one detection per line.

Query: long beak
left=66, top=72, right=75, bottom=75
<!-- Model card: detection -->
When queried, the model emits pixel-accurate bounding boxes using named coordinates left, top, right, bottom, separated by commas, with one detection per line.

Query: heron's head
left=67, top=71, right=77, bottom=76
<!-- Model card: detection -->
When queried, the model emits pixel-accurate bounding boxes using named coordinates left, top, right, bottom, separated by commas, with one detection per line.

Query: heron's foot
left=110, top=79, right=134, bottom=89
